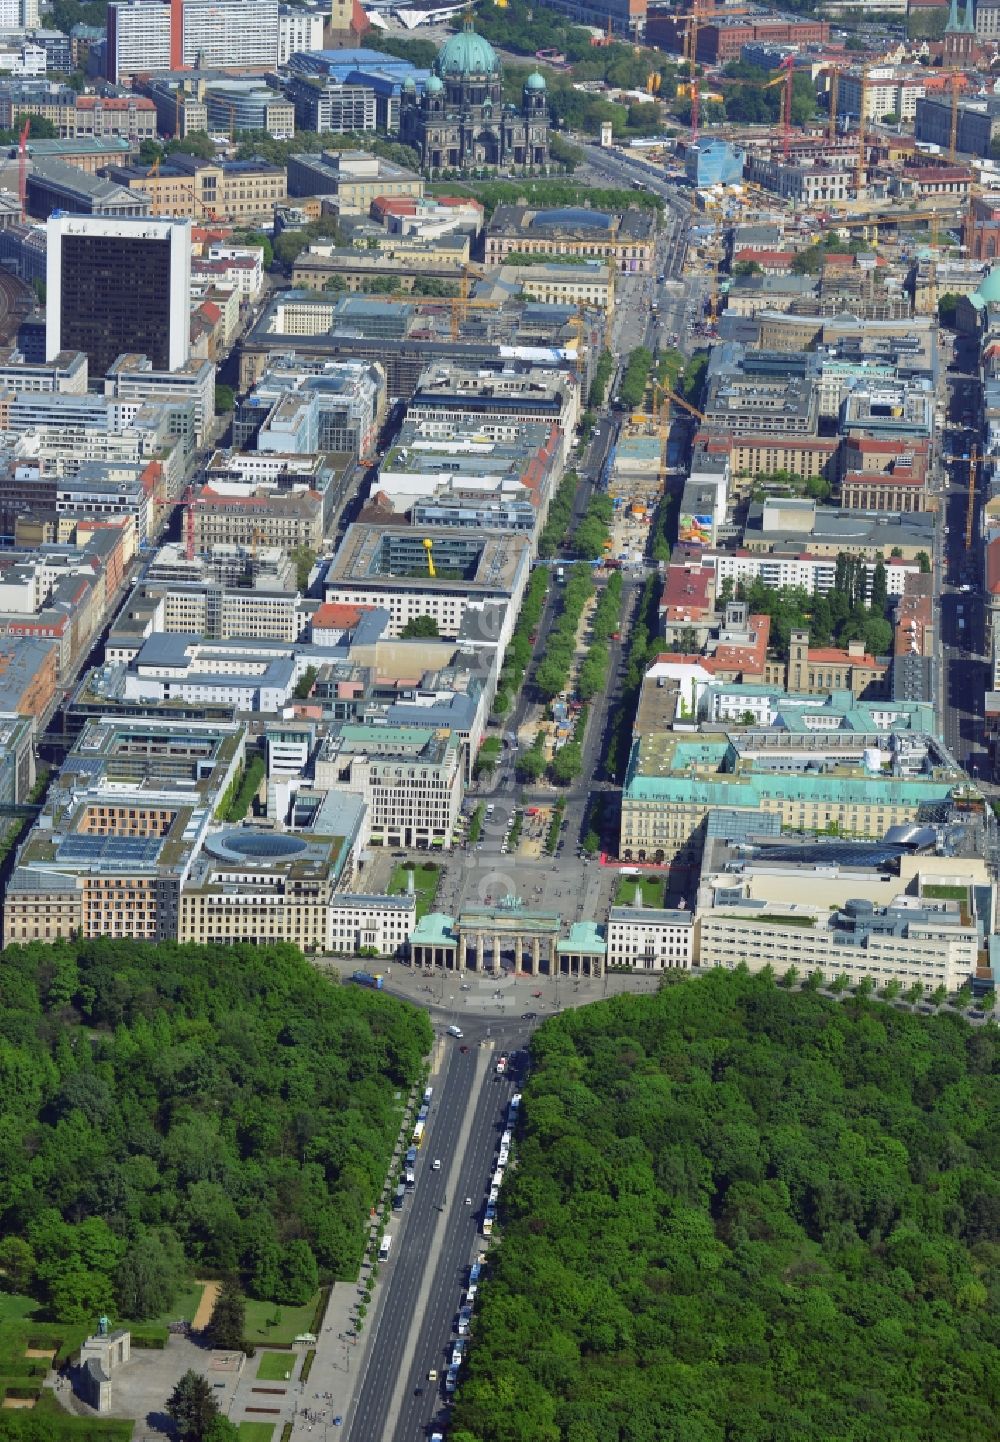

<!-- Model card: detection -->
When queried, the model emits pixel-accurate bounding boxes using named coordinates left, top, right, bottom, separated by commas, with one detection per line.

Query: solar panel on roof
left=58, top=835, right=162, bottom=866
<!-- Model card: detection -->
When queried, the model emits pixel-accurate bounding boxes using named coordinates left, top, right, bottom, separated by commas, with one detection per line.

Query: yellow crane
left=423, top=538, right=436, bottom=578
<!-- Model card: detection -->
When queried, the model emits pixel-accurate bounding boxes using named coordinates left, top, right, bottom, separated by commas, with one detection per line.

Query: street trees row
left=450, top=970, right=1000, bottom=1442
left=493, top=567, right=548, bottom=718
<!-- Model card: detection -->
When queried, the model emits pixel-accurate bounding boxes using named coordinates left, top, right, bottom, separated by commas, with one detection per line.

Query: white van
left=447, top=1024, right=464, bottom=1038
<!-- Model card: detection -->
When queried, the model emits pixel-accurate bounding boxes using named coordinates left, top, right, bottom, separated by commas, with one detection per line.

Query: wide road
left=347, top=1022, right=524, bottom=1442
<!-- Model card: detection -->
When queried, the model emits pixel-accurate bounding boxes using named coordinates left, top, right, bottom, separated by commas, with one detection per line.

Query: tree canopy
left=450, top=970, right=1000, bottom=1442
left=0, top=939, right=430, bottom=1323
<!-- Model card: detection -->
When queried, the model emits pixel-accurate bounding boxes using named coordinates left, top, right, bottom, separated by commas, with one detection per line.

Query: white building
left=0, top=0, right=40, bottom=30
left=314, top=724, right=464, bottom=851
left=104, top=355, right=215, bottom=445
left=328, top=893, right=416, bottom=958
left=106, top=0, right=279, bottom=81
left=837, top=66, right=926, bottom=123
left=708, top=549, right=919, bottom=597
left=277, top=4, right=325, bottom=65
left=606, top=905, right=695, bottom=970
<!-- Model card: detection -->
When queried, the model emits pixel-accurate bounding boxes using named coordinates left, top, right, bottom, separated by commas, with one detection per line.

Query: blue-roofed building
left=287, top=47, right=430, bottom=131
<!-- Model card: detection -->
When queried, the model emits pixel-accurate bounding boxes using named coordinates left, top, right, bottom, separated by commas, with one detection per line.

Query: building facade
left=399, top=22, right=549, bottom=174
left=46, top=215, right=191, bottom=376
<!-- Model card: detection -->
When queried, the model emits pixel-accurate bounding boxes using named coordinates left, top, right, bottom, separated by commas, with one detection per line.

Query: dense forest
left=451, top=971, right=1000, bottom=1442
left=0, top=940, right=431, bottom=1323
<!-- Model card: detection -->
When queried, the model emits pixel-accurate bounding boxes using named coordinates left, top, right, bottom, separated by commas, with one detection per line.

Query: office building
left=178, top=827, right=352, bottom=951
left=106, top=154, right=287, bottom=224
left=46, top=215, right=191, bottom=375
left=106, top=0, right=279, bottom=82
left=277, top=4, right=325, bottom=66
left=315, top=723, right=464, bottom=850
left=620, top=728, right=972, bottom=867
left=324, top=523, right=531, bottom=643
left=695, top=823, right=991, bottom=993
left=3, top=718, right=245, bottom=946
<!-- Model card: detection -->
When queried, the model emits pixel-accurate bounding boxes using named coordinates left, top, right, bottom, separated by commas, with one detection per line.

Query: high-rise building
left=106, top=0, right=279, bottom=82
left=46, top=215, right=191, bottom=376
left=0, top=0, right=39, bottom=30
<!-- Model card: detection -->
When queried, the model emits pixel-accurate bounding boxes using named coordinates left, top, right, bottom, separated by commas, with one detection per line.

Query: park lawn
left=29, top=1391, right=134, bottom=1441
left=238, top=1425, right=275, bottom=1442
left=389, top=864, right=440, bottom=920
left=243, top=1292, right=323, bottom=1346
left=256, top=1350, right=296, bottom=1381
left=0, top=1294, right=38, bottom=1325
left=615, top=873, right=667, bottom=908
left=0, top=1294, right=90, bottom=1388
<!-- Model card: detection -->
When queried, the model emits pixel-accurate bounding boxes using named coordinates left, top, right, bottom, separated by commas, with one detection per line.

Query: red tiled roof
left=312, top=602, right=371, bottom=629
left=808, top=646, right=880, bottom=667
left=986, top=536, right=1000, bottom=595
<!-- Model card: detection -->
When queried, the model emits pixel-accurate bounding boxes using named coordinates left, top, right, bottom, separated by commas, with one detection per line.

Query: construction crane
left=764, top=55, right=796, bottom=159
left=423, top=538, right=436, bottom=578
left=827, top=65, right=840, bottom=143
left=949, top=69, right=962, bottom=164
left=184, top=484, right=201, bottom=563
left=652, top=377, right=706, bottom=424
left=17, top=116, right=28, bottom=222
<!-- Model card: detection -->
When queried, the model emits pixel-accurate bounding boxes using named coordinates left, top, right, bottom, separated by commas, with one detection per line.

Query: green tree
left=233, top=230, right=273, bottom=268
left=206, top=1277, right=245, bottom=1349
left=515, top=747, right=545, bottom=783
left=400, top=615, right=440, bottom=638
left=277, top=1240, right=318, bottom=1305
left=291, top=546, right=316, bottom=591
left=168, top=1370, right=224, bottom=1442
left=214, top=384, right=235, bottom=415
left=294, top=665, right=317, bottom=701
left=115, top=1230, right=186, bottom=1321
left=0, top=1236, right=35, bottom=1291
left=549, top=742, right=582, bottom=786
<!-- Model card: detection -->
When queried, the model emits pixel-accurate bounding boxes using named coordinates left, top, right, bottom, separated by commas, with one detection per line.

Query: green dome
left=402, top=75, right=416, bottom=92
left=525, top=70, right=546, bottom=91
left=425, top=74, right=443, bottom=94
left=436, top=23, right=500, bottom=78
left=978, top=267, right=1000, bottom=303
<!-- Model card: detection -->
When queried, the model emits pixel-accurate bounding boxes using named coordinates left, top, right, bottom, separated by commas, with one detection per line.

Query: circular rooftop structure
left=977, top=266, right=1000, bottom=304
left=525, top=70, right=547, bottom=90
left=207, top=830, right=309, bottom=863
left=530, top=207, right=613, bottom=230
left=425, top=74, right=443, bottom=94
left=436, top=24, right=500, bottom=78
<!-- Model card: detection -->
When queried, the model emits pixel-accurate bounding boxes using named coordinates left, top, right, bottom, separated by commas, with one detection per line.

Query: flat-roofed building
left=324, top=522, right=531, bottom=645
left=315, top=722, right=464, bottom=850
left=328, top=893, right=416, bottom=958
left=3, top=717, right=245, bottom=946
left=620, top=728, right=973, bottom=867
left=606, top=905, right=695, bottom=970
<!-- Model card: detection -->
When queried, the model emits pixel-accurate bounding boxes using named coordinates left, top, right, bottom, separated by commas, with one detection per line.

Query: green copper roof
left=436, top=23, right=500, bottom=78
left=525, top=70, right=546, bottom=91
